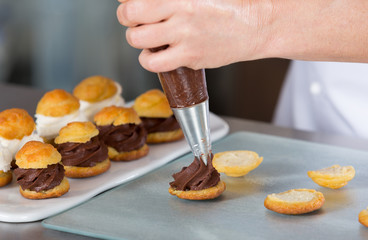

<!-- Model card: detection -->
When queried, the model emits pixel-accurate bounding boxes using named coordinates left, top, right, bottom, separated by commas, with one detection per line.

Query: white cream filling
left=35, top=110, right=87, bottom=140
left=0, top=136, right=20, bottom=159
left=0, top=146, right=12, bottom=172
left=18, top=131, right=44, bottom=151
left=0, top=131, right=44, bottom=157
left=79, top=82, right=125, bottom=121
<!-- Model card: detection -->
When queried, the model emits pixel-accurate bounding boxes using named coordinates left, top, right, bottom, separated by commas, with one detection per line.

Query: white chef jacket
left=273, top=60, right=368, bottom=139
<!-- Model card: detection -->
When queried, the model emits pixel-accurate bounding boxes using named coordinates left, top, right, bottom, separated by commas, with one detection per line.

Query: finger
left=117, top=0, right=175, bottom=27
left=126, top=21, right=177, bottom=50
left=139, top=46, right=189, bottom=72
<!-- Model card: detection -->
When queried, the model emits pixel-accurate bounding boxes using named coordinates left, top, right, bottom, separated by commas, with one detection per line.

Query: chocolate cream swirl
left=13, top=163, right=65, bottom=192
left=57, top=136, right=108, bottom=167
left=140, top=116, right=180, bottom=134
left=97, top=123, right=147, bottom=152
left=169, top=154, right=220, bottom=191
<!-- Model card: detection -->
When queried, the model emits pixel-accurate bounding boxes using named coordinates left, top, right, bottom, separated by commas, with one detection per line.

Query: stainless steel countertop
left=1, top=83, right=368, bottom=240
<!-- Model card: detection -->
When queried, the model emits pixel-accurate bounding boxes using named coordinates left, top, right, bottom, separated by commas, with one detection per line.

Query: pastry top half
left=213, top=150, right=263, bottom=177
left=133, top=89, right=173, bottom=118
left=73, top=75, right=118, bottom=103
left=15, top=141, right=61, bottom=169
left=55, top=122, right=98, bottom=144
left=94, top=106, right=141, bottom=126
left=36, top=89, right=80, bottom=117
left=55, top=121, right=99, bottom=144
left=307, top=164, right=355, bottom=189
left=0, top=108, right=36, bottom=140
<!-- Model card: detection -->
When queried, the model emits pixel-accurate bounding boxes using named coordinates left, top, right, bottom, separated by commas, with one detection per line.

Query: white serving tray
left=0, top=112, right=228, bottom=223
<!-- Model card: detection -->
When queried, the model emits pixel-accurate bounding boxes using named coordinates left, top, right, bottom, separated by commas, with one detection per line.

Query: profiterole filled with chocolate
left=133, top=89, right=184, bottom=143
left=169, top=153, right=225, bottom=200
left=94, top=106, right=149, bottom=161
left=13, top=141, right=69, bottom=199
left=55, top=121, right=110, bottom=178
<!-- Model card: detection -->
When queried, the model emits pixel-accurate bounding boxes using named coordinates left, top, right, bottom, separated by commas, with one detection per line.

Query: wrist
left=254, top=0, right=302, bottom=60
left=262, top=0, right=311, bottom=60
left=237, top=0, right=280, bottom=61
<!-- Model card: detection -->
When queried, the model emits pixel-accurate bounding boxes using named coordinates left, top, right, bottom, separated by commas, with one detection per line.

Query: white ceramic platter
left=0, top=112, right=228, bottom=223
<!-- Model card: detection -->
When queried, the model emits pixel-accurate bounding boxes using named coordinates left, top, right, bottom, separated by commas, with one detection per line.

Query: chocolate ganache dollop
left=169, top=154, right=220, bottom=191
left=13, top=163, right=65, bottom=192
left=97, top=123, right=147, bottom=152
left=57, top=136, right=108, bottom=167
left=140, top=115, right=180, bottom=134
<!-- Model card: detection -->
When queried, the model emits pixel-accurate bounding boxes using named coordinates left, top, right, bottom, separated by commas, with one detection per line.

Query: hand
left=117, top=0, right=275, bottom=72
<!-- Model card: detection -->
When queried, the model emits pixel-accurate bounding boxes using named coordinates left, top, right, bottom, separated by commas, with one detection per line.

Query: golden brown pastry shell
left=55, top=121, right=99, bottom=144
left=133, top=89, right=173, bottom=118
left=264, top=188, right=325, bottom=215
left=15, top=141, right=61, bottom=169
left=19, top=177, right=69, bottom=199
left=359, top=208, right=368, bottom=227
left=0, top=170, right=12, bottom=187
left=0, top=108, right=35, bottom=140
left=108, top=144, right=149, bottom=161
left=169, top=181, right=226, bottom=200
left=36, top=89, right=80, bottom=117
left=147, top=129, right=184, bottom=144
left=73, top=75, right=118, bottom=103
left=64, top=158, right=111, bottom=178
left=94, top=106, right=141, bottom=126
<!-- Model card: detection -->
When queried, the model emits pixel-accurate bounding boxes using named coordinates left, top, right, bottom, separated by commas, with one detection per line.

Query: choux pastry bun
left=13, top=141, right=70, bottom=199
left=55, top=122, right=110, bottom=178
left=35, top=89, right=87, bottom=143
left=133, top=89, right=183, bottom=143
left=94, top=106, right=149, bottom=161
left=73, top=75, right=125, bottom=121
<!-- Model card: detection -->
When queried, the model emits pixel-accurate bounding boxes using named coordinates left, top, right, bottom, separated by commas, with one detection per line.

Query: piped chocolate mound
left=57, top=136, right=108, bottom=167
left=97, top=123, right=147, bottom=152
left=13, top=163, right=65, bottom=192
left=170, top=154, right=220, bottom=191
left=140, top=116, right=180, bottom=134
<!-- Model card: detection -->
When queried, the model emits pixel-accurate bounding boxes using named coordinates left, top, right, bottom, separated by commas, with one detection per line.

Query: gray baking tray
left=43, top=131, right=368, bottom=239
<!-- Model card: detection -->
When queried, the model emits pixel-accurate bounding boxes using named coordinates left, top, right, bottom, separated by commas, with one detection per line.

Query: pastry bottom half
left=169, top=180, right=226, bottom=200
left=147, top=129, right=184, bottom=144
left=19, top=177, right=70, bottom=200
left=0, top=170, right=12, bottom=187
left=108, top=144, right=149, bottom=161
left=64, top=158, right=111, bottom=178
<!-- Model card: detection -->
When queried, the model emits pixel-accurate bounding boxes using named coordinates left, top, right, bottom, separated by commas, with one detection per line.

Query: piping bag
left=152, top=46, right=212, bottom=163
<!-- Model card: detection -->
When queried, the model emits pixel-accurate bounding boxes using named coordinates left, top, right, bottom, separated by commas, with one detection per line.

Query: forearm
left=264, top=0, right=368, bottom=62
left=117, top=0, right=368, bottom=72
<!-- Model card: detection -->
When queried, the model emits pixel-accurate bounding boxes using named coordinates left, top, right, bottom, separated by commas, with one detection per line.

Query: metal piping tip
left=172, top=100, right=211, bottom=164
